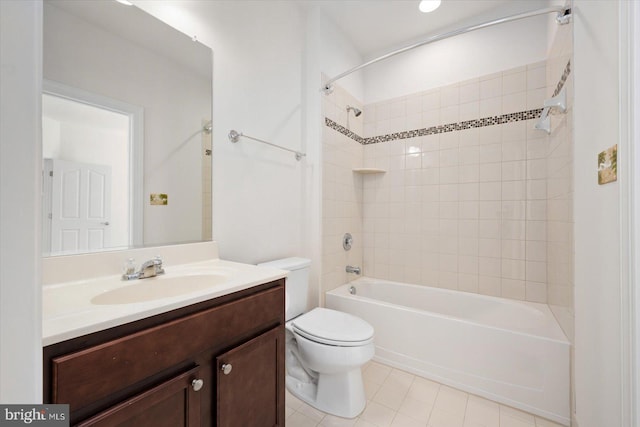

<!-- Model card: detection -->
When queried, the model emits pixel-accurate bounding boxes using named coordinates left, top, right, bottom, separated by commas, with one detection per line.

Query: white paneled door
left=43, top=158, right=112, bottom=254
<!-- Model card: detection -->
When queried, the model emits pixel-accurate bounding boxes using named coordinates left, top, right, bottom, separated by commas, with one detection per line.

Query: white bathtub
left=325, top=277, right=570, bottom=425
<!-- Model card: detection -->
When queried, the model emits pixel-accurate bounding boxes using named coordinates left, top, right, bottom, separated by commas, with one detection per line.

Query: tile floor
left=285, top=361, right=565, bottom=427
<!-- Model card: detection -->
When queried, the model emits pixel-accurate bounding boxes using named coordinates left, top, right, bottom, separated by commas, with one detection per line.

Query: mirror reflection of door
left=42, top=93, right=132, bottom=255
left=43, top=159, right=112, bottom=254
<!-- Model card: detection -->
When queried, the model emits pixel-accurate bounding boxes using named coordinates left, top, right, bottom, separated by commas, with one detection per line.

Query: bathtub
left=325, top=277, right=570, bottom=425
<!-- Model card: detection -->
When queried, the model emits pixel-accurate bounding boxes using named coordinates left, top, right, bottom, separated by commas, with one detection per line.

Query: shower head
left=346, top=105, right=362, bottom=117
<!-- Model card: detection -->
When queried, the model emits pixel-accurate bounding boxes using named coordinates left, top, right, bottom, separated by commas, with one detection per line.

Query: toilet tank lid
left=258, top=257, right=311, bottom=271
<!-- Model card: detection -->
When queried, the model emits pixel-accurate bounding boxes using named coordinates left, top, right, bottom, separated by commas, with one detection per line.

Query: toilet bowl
left=258, top=258, right=374, bottom=418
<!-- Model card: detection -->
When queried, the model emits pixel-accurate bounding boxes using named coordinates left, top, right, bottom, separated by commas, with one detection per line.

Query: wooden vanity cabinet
left=43, top=279, right=285, bottom=427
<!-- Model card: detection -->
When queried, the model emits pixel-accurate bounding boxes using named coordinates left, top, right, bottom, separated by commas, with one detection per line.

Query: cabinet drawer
left=51, top=286, right=283, bottom=411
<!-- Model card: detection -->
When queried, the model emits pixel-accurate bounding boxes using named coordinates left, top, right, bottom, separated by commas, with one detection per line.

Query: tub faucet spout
left=346, top=265, right=361, bottom=275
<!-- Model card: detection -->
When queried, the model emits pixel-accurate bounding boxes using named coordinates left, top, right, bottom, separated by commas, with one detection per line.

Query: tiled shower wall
left=321, top=84, right=364, bottom=301
left=358, top=63, right=551, bottom=302
left=321, top=59, right=573, bottom=308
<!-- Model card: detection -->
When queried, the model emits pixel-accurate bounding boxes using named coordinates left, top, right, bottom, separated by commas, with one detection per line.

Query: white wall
left=363, top=15, right=549, bottom=104
left=304, top=7, right=364, bottom=307
left=573, top=1, right=624, bottom=425
left=0, top=0, right=43, bottom=402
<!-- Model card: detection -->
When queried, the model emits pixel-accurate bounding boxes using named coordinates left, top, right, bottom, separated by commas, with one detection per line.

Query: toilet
left=258, top=258, right=374, bottom=418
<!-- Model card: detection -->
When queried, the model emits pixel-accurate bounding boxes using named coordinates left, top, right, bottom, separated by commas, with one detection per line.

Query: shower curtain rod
left=321, top=5, right=571, bottom=94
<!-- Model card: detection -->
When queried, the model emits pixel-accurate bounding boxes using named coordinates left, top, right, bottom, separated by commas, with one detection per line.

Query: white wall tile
left=441, top=85, right=460, bottom=107
left=459, top=80, right=480, bottom=103
left=526, top=65, right=546, bottom=90
left=341, top=61, right=552, bottom=305
left=421, top=90, right=440, bottom=111
left=479, top=238, right=501, bottom=257
left=479, top=163, right=502, bottom=182
left=501, top=278, right=525, bottom=300
left=480, top=76, right=502, bottom=99
left=479, top=182, right=501, bottom=200
left=502, top=71, right=526, bottom=95
left=479, top=143, right=502, bottom=164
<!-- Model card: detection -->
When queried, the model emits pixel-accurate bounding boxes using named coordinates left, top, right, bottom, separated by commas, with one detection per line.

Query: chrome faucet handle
left=121, top=256, right=165, bottom=280
left=153, top=256, right=165, bottom=275
left=138, top=256, right=165, bottom=278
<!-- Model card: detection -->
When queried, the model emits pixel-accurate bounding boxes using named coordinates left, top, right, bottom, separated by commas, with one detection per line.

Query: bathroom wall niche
left=42, top=0, right=213, bottom=256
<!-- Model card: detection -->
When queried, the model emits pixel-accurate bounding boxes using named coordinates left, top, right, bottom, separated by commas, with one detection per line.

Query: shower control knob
left=221, top=363, right=232, bottom=375
left=191, top=378, right=204, bottom=392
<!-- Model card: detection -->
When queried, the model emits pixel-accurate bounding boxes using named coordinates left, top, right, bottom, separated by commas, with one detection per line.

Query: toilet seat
left=291, top=307, right=374, bottom=347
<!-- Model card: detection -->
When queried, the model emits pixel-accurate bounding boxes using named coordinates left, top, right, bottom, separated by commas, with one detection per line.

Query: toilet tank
left=258, top=257, right=310, bottom=321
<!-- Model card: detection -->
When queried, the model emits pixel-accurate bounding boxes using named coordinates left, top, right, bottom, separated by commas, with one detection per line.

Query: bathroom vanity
left=42, top=244, right=287, bottom=427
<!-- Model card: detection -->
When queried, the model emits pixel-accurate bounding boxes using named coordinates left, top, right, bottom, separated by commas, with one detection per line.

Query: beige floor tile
left=534, top=417, right=564, bottom=427
left=463, top=395, right=499, bottom=426
left=385, top=368, right=416, bottom=390
left=355, top=419, right=379, bottom=427
left=360, top=401, right=397, bottom=427
left=364, top=361, right=393, bottom=385
left=428, top=408, right=465, bottom=427
left=390, top=412, right=427, bottom=427
left=287, top=390, right=306, bottom=411
left=286, top=406, right=296, bottom=418
left=406, top=377, right=440, bottom=404
left=365, top=379, right=383, bottom=400
left=288, top=411, right=321, bottom=427
left=287, top=361, right=547, bottom=427
left=500, top=405, right=536, bottom=427
left=433, top=386, right=468, bottom=414
left=299, top=402, right=327, bottom=422
left=397, top=396, right=433, bottom=422
left=373, top=382, right=410, bottom=411
left=320, top=414, right=358, bottom=427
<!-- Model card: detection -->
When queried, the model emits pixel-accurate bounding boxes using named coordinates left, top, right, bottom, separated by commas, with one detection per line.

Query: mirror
left=42, top=0, right=213, bottom=256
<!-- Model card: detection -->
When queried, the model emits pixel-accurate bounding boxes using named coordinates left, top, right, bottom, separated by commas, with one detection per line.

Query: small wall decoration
left=150, top=193, right=168, bottom=205
left=597, top=144, right=617, bottom=185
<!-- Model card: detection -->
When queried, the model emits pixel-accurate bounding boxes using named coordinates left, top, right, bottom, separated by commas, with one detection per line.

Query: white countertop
left=43, top=258, right=287, bottom=346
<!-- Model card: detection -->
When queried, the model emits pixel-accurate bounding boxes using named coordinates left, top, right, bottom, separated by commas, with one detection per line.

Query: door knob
left=101, top=221, right=110, bottom=226
left=191, top=378, right=204, bottom=392
left=221, top=363, right=232, bottom=375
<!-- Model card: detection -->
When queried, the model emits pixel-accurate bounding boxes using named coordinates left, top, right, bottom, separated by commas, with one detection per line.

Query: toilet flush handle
left=221, top=363, right=233, bottom=375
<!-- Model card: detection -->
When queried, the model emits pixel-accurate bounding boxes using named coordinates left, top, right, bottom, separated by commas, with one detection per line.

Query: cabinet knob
left=191, top=378, right=204, bottom=392
left=221, top=363, right=233, bottom=375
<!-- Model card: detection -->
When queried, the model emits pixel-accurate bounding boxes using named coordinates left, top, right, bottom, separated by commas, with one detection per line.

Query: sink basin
left=91, top=273, right=230, bottom=305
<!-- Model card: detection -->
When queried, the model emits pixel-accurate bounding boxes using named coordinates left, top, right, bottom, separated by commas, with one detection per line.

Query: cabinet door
left=216, top=327, right=284, bottom=427
left=76, top=367, right=202, bottom=427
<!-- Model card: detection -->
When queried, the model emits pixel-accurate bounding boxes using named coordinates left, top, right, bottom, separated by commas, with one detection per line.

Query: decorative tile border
left=324, top=119, right=365, bottom=144
left=325, top=109, right=542, bottom=145
left=325, top=60, right=572, bottom=146
left=553, top=60, right=571, bottom=97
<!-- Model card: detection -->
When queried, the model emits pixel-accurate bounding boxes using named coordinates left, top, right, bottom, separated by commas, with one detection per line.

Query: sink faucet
left=346, top=265, right=361, bottom=275
left=122, top=256, right=165, bottom=280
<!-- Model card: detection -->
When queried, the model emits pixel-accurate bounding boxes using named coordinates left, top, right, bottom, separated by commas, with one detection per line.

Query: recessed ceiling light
left=115, top=0, right=133, bottom=6
left=419, top=0, right=441, bottom=13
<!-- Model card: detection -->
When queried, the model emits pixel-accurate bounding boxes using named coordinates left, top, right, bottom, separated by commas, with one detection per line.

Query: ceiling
left=304, top=0, right=553, bottom=58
